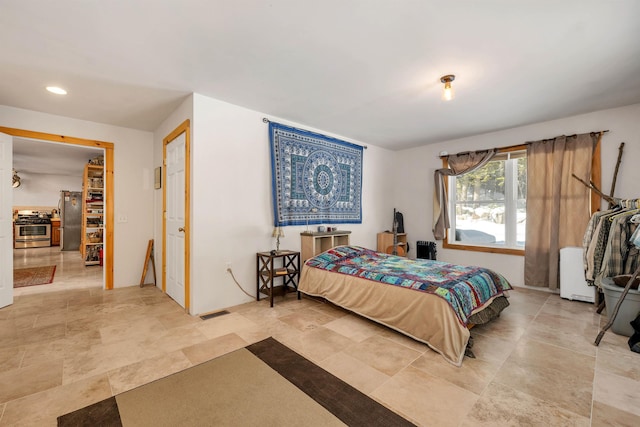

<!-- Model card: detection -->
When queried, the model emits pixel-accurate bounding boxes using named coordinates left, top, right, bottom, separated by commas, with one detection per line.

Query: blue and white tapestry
left=269, top=122, right=363, bottom=226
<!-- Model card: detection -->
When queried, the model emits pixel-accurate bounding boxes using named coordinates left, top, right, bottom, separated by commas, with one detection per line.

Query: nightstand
left=256, top=250, right=301, bottom=307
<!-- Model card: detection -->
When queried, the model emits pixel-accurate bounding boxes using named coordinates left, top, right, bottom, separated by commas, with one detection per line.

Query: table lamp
left=272, top=227, right=285, bottom=253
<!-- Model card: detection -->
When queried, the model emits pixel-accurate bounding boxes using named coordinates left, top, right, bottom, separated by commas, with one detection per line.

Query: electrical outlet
left=225, top=262, right=232, bottom=272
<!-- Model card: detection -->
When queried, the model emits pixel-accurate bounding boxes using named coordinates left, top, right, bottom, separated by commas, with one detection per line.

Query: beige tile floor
left=2, top=250, right=640, bottom=426
left=13, top=246, right=103, bottom=296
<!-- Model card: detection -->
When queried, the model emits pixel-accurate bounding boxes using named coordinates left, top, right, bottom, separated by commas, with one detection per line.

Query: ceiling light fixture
left=46, top=86, right=67, bottom=95
left=440, top=75, right=455, bottom=101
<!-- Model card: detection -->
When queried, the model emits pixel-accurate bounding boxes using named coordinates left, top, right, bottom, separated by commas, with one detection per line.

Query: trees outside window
left=448, top=150, right=526, bottom=250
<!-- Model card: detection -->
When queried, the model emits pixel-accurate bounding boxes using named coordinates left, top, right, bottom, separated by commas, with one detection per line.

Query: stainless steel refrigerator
left=59, top=190, right=83, bottom=251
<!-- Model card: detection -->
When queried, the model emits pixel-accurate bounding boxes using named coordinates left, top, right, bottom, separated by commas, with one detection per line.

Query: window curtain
left=433, top=149, right=497, bottom=240
left=524, top=133, right=600, bottom=290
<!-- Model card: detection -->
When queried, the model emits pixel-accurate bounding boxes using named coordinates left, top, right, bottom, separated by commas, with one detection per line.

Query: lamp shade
left=272, top=227, right=285, bottom=238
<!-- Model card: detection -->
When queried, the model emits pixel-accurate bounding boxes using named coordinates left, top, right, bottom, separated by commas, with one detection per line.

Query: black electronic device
left=394, top=210, right=405, bottom=234
left=416, top=241, right=437, bottom=260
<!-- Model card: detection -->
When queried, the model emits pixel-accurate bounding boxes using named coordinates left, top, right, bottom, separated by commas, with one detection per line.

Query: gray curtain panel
left=432, top=149, right=497, bottom=240
left=524, top=133, right=599, bottom=290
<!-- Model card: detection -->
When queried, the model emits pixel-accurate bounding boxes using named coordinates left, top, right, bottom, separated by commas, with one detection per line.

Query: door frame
left=162, top=119, right=191, bottom=311
left=0, top=126, right=115, bottom=290
left=1, top=132, right=13, bottom=308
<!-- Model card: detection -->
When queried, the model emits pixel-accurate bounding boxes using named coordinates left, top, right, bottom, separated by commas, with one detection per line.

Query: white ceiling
left=2, top=0, right=640, bottom=156
left=13, top=138, right=102, bottom=176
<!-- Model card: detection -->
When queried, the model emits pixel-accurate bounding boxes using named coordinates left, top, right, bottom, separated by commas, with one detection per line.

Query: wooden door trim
left=162, top=119, right=191, bottom=311
left=0, top=126, right=114, bottom=290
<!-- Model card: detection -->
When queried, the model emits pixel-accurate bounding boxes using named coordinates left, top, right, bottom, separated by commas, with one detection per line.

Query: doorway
left=0, top=126, right=114, bottom=291
left=13, top=246, right=103, bottom=296
left=163, top=120, right=190, bottom=311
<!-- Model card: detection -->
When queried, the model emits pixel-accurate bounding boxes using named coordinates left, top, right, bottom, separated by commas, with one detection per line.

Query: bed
left=297, top=245, right=512, bottom=366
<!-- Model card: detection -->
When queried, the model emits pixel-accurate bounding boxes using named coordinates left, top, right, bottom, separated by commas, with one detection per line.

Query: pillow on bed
left=307, top=245, right=369, bottom=265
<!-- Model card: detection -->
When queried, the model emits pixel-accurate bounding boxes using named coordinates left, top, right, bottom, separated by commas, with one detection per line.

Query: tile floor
left=13, top=246, right=103, bottom=296
left=2, top=249, right=640, bottom=426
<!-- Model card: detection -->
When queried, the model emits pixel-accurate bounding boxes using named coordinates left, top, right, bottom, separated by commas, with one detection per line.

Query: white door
left=0, top=132, right=14, bottom=308
left=165, top=132, right=186, bottom=308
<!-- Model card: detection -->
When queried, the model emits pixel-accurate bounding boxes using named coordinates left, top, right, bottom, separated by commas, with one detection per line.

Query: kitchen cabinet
left=51, top=219, right=61, bottom=246
left=81, top=164, right=104, bottom=265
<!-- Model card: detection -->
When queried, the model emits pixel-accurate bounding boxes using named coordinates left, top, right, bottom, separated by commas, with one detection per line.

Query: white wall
left=395, top=103, right=640, bottom=288
left=183, top=93, right=395, bottom=315
left=0, top=105, right=155, bottom=287
left=5, top=99, right=637, bottom=305
left=151, top=95, right=194, bottom=285
left=12, top=173, right=82, bottom=207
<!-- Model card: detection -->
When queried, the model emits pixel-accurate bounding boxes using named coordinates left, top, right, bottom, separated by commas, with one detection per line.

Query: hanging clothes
left=583, top=206, right=640, bottom=287
left=583, top=208, right=620, bottom=284
left=597, top=212, right=636, bottom=284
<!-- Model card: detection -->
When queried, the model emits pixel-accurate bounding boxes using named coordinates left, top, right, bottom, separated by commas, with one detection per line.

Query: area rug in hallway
left=57, top=337, right=414, bottom=426
left=13, top=265, right=56, bottom=288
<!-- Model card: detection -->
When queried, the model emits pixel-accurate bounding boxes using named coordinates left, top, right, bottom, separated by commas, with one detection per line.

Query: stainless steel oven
left=14, top=223, right=52, bottom=248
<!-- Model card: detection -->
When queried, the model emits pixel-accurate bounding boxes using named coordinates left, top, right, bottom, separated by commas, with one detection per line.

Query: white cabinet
left=560, top=247, right=595, bottom=303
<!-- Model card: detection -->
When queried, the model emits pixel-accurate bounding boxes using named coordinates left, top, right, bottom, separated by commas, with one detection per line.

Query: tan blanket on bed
left=298, top=266, right=470, bottom=366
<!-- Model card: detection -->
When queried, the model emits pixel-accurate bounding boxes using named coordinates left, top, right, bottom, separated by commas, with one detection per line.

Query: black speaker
left=416, top=241, right=437, bottom=260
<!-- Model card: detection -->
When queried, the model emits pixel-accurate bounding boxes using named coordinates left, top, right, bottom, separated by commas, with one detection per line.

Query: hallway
left=13, top=246, right=103, bottom=296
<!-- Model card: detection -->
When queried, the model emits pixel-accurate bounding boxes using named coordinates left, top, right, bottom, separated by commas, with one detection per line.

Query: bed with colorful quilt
left=298, top=245, right=512, bottom=366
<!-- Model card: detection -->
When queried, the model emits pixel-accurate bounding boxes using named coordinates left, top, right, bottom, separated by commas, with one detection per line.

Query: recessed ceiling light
left=46, top=86, right=67, bottom=95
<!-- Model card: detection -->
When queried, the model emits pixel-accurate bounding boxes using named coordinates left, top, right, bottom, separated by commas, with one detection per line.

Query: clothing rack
left=587, top=201, right=640, bottom=346
left=614, top=198, right=640, bottom=209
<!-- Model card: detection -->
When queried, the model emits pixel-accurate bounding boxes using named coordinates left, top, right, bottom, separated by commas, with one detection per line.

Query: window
left=446, top=149, right=526, bottom=253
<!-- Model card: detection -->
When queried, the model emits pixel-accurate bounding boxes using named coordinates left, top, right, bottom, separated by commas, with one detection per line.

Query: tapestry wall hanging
left=269, top=122, right=363, bottom=226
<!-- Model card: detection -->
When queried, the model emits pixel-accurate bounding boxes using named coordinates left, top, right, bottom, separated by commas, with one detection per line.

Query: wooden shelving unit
left=377, top=232, right=408, bottom=256
left=300, top=230, right=351, bottom=263
left=81, top=164, right=104, bottom=266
